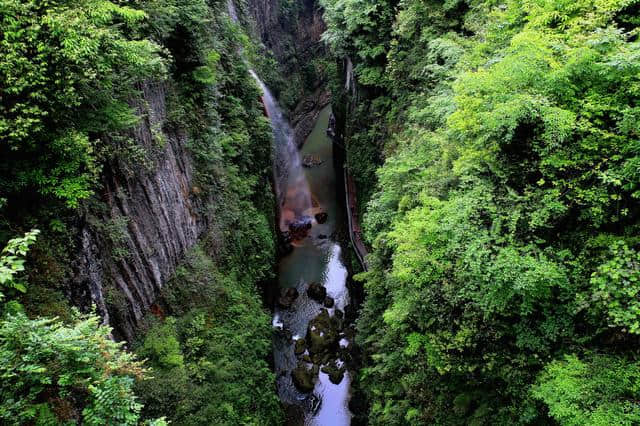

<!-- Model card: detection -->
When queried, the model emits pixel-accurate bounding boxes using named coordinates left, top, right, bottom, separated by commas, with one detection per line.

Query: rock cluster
left=307, top=309, right=340, bottom=355
left=289, top=306, right=349, bottom=392
left=321, top=360, right=345, bottom=385
left=307, top=282, right=327, bottom=302
left=291, top=362, right=317, bottom=393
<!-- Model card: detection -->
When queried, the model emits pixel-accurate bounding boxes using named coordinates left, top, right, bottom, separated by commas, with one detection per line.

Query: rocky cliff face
left=247, top=0, right=326, bottom=71
left=246, top=0, right=330, bottom=145
left=74, top=83, right=206, bottom=341
left=71, top=1, right=331, bottom=342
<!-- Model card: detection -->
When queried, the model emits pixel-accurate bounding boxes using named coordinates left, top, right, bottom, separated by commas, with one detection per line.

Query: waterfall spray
left=249, top=71, right=313, bottom=236
left=226, top=2, right=313, bottom=237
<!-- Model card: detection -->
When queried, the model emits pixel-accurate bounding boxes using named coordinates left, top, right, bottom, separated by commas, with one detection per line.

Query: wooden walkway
left=343, top=167, right=369, bottom=271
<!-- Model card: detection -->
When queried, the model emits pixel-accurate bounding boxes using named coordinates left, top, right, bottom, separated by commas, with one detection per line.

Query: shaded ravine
left=226, top=2, right=353, bottom=422
left=253, top=69, right=354, bottom=425
left=272, top=105, right=353, bottom=425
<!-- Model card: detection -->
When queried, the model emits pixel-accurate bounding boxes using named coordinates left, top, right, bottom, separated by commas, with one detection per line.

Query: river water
left=258, top=96, right=352, bottom=425
left=232, top=3, right=353, bottom=422
left=272, top=106, right=352, bottom=425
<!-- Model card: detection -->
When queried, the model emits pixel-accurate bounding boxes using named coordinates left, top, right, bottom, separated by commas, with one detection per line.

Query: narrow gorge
left=0, top=0, right=347, bottom=423
left=3, top=0, right=639, bottom=424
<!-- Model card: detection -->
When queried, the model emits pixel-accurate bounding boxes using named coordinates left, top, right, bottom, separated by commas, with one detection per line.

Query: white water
left=249, top=70, right=313, bottom=231
left=228, top=1, right=313, bottom=229
left=273, top=107, right=353, bottom=426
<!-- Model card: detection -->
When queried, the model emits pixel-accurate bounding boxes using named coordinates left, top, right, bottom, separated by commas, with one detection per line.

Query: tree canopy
left=321, top=0, right=640, bottom=423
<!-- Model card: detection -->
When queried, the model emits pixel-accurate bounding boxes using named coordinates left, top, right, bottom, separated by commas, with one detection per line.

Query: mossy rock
left=291, top=362, right=316, bottom=393
left=307, top=309, right=339, bottom=354
left=294, top=338, right=306, bottom=356
left=321, top=361, right=345, bottom=385
left=323, top=296, right=334, bottom=308
left=307, top=282, right=327, bottom=302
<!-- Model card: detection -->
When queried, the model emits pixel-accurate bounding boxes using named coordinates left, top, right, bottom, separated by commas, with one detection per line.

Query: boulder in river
left=323, top=296, right=335, bottom=308
left=302, top=154, right=324, bottom=168
left=277, top=287, right=299, bottom=309
left=321, top=361, right=346, bottom=385
left=280, top=230, right=293, bottom=243
left=344, top=304, right=358, bottom=322
left=280, top=243, right=293, bottom=255
left=307, top=309, right=339, bottom=355
left=291, top=362, right=316, bottom=393
left=315, top=212, right=328, bottom=224
left=307, top=282, right=327, bottom=303
left=278, top=231, right=294, bottom=255
left=288, top=216, right=313, bottom=240
left=294, top=338, right=306, bottom=356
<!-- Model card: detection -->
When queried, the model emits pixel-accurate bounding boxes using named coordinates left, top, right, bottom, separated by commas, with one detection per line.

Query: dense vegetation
left=134, top=246, right=281, bottom=425
left=0, top=231, right=165, bottom=424
left=4, top=0, right=640, bottom=423
left=322, top=0, right=640, bottom=423
left=1, top=0, right=282, bottom=424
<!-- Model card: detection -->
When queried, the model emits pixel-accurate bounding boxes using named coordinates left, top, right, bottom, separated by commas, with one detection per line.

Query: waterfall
left=227, top=1, right=312, bottom=234
left=249, top=71, right=313, bottom=234
left=227, top=0, right=239, bottom=23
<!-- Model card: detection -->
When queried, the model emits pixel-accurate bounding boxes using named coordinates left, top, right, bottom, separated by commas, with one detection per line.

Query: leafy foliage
left=0, top=229, right=39, bottom=302
left=1, top=0, right=282, bottom=424
left=590, top=242, right=640, bottom=333
left=0, top=0, right=164, bottom=207
left=135, top=247, right=282, bottom=426
left=0, top=312, right=158, bottom=425
left=0, top=229, right=165, bottom=425
left=323, top=0, right=640, bottom=423
left=532, top=354, right=640, bottom=425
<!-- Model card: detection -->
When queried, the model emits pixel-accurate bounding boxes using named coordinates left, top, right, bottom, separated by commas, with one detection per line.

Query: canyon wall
left=73, top=82, right=206, bottom=341
left=247, top=0, right=330, bottom=145
left=70, top=0, right=331, bottom=341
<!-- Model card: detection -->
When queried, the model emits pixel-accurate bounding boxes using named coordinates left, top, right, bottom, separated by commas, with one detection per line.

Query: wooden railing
left=343, top=167, right=369, bottom=271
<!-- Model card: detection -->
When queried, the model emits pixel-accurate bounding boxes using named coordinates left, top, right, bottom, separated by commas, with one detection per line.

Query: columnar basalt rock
left=74, top=83, right=206, bottom=341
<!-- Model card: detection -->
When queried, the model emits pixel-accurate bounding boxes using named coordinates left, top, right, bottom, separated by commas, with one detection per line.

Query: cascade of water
left=227, top=5, right=352, bottom=426
left=227, top=0, right=239, bottom=23
left=249, top=71, right=313, bottom=234
left=227, top=1, right=312, bottom=235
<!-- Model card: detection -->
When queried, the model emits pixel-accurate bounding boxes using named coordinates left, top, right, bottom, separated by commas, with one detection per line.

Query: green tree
left=0, top=229, right=39, bottom=302
left=322, top=0, right=640, bottom=423
left=533, top=354, right=640, bottom=425
left=0, top=313, right=152, bottom=425
left=0, top=0, right=164, bottom=207
left=0, top=230, right=162, bottom=425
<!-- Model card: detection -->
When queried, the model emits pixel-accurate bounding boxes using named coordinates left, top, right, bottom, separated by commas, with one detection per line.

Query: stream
left=229, top=2, right=353, bottom=422
left=255, top=79, right=353, bottom=424
left=275, top=106, right=352, bottom=425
